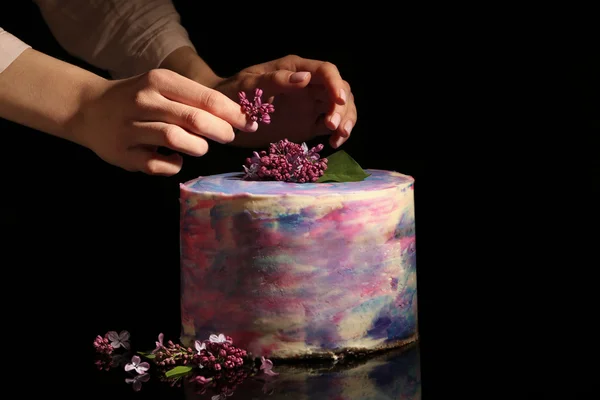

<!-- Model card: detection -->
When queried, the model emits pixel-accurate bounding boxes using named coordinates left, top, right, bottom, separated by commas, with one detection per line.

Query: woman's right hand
left=72, top=68, right=258, bottom=176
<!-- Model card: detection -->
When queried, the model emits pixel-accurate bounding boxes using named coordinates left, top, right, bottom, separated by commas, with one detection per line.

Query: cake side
left=179, top=169, right=417, bottom=359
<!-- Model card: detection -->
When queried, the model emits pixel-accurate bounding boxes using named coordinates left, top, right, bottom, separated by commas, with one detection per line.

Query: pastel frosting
left=179, top=169, right=417, bottom=359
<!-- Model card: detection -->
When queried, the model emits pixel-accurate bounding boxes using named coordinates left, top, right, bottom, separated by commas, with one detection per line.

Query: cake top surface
left=181, top=169, right=413, bottom=196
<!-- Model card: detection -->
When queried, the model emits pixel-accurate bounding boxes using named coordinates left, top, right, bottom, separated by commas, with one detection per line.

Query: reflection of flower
left=106, top=330, right=130, bottom=350
left=262, top=379, right=277, bottom=395
left=125, top=373, right=150, bottom=391
left=125, top=355, right=150, bottom=374
left=191, top=375, right=212, bottom=384
left=111, top=353, right=127, bottom=368
left=260, top=356, right=279, bottom=376
left=212, top=390, right=234, bottom=400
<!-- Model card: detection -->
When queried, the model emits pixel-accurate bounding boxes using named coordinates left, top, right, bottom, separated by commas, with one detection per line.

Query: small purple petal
left=124, top=364, right=135, bottom=372
left=137, top=362, right=150, bottom=373
left=132, top=380, right=142, bottom=391
left=107, top=331, right=119, bottom=341
left=119, top=331, right=130, bottom=341
left=264, top=369, right=279, bottom=376
left=131, top=355, right=141, bottom=365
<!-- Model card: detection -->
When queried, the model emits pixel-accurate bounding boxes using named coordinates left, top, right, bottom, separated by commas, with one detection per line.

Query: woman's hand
left=211, top=55, right=357, bottom=149
left=72, top=69, right=258, bottom=175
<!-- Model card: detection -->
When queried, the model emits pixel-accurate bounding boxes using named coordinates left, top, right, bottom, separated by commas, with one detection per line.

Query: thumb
left=245, top=70, right=311, bottom=100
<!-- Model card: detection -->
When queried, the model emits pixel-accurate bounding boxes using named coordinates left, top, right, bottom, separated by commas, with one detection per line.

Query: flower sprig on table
left=93, top=330, right=278, bottom=394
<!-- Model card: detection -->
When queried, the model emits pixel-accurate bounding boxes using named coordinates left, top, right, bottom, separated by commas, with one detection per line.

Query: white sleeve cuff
left=0, top=28, right=32, bottom=73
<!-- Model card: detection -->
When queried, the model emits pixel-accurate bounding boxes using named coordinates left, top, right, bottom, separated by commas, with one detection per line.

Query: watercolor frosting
left=179, top=169, right=417, bottom=359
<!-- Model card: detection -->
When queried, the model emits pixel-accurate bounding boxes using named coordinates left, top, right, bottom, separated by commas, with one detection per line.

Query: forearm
left=158, top=46, right=223, bottom=88
left=0, top=48, right=105, bottom=145
left=35, top=0, right=196, bottom=79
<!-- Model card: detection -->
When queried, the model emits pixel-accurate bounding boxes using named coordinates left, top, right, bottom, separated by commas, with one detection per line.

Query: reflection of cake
left=184, top=343, right=421, bottom=400
left=179, top=169, right=417, bottom=359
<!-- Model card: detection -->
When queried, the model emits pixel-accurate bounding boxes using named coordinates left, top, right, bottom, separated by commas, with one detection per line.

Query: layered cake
left=179, top=169, right=417, bottom=359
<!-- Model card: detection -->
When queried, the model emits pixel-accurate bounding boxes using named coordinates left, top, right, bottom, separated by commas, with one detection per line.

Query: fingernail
left=290, top=71, right=310, bottom=83
left=331, top=135, right=345, bottom=148
left=245, top=120, right=259, bottom=132
left=339, top=88, right=347, bottom=103
left=343, top=120, right=353, bottom=137
left=330, top=113, right=341, bottom=129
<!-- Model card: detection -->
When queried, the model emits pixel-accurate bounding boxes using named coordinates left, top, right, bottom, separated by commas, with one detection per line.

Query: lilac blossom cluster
left=93, top=331, right=277, bottom=393
left=93, top=335, right=114, bottom=355
left=152, top=333, right=248, bottom=371
left=93, top=330, right=130, bottom=355
left=238, top=88, right=275, bottom=124
left=243, top=139, right=328, bottom=183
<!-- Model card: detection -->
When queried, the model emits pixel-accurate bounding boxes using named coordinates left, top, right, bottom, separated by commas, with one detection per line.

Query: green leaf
left=165, top=365, right=193, bottom=378
left=317, top=150, right=370, bottom=183
left=137, top=351, right=155, bottom=359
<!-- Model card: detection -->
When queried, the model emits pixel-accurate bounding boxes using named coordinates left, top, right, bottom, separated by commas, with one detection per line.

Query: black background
left=1, top=1, right=599, bottom=397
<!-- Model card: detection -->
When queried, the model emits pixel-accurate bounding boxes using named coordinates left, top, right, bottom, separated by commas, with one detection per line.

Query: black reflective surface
left=89, top=342, right=421, bottom=400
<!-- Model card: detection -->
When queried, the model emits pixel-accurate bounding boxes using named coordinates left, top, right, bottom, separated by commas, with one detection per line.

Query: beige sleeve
left=33, top=0, right=196, bottom=79
left=0, top=28, right=32, bottom=73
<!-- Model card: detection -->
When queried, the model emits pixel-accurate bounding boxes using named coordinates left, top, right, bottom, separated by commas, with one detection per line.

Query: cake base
left=267, top=333, right=419, bottom=363
left=183, top=337, right=421, bottom=400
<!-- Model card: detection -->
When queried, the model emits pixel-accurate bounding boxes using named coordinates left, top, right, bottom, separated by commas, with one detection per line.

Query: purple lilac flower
left=195, top=339, right=207, bottom=354
left=125, top=355, right=150, bottom=374
left=260, top=356, right=278, bottom=376
left=106, top=330, right=130, bottom=350
left=93, top=335, right=114, bottom=355
left=209, top=333, right=231, bottom=344
left=243, top=139, right=328, bottom=183
left=152, top=333, right=164, bottom=354
left=238, top=88, right=275, bottom=124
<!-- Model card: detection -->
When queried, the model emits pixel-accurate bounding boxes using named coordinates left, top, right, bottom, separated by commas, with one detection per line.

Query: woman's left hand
left=211, top=55, right=357, bottom=149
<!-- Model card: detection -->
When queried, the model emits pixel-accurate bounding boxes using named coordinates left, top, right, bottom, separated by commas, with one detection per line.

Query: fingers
left=306, top=81, right=356, bottom=148
left=132, top=121, right=209, bottom=156
left=128, top=147, right=184, bottom=176
left=326, top=89, right=356, bottom=137
left=140, top=69, right=258, bottom=132
left=154, top=100, right=239, bottom=145
left=278, top=56, right=348, bottom=105
left=314, top=62, right=349, bottom=106
left=242, top=70, right=312, bottom=100
left=314, top=88, right=356, bottom=149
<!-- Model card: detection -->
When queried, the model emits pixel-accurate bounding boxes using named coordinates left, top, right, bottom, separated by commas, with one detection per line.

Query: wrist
left=159, top=46, right=224, bottom=88
left=64, top=74, right=109, bottom=149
